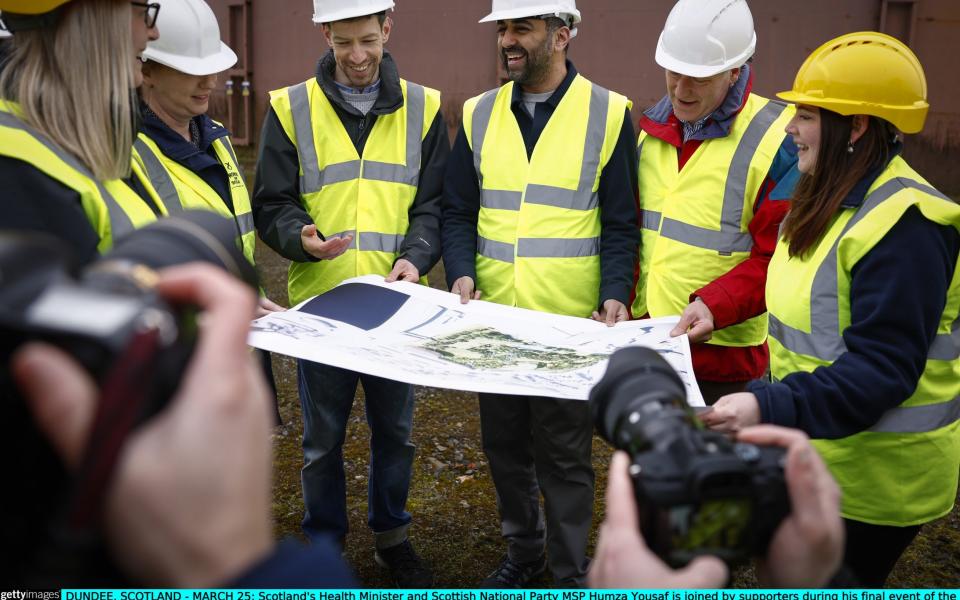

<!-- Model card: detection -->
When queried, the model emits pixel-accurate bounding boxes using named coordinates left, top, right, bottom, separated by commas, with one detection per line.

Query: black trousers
left=840, top=518, right=921, bottom=587
left=479, top=393, right=594, bottom=587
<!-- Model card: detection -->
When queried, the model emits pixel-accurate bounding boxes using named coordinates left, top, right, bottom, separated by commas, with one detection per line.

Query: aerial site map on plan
left=248, top=275, right=704, bottom=405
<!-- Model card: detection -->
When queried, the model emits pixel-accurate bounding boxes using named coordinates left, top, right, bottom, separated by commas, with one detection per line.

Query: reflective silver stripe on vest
left=518, top=237, right=600, bottom=258
left=133, top=138, right=183, bottom=214
left=523, top=84, right=609, bottom=211
left=720, top=101, right=787, bottom=231
left=326, top=229, right=358, bottom=250
left=360, top=83, right=425, bottom=187
left=641, top=209, right=661, bottom=231
left=656, top=101, right=786, bottom=255
left=525, top=185, right=600, bottom=211
left=0, top=110, right=137, bottom=240
left=471, top=83, right=609, bottom=212
left=770, top=177, right=957, bottom=363
left=481, top=189, right=523, bottom=211
left=236, top=211, right=255, bottom=236
left=470, top=89, right=500, bottom=189
left=290, top=82, right=425, bottom=193
left=659, top=218, right=753, bottom=253
left=360, top=232, right=404, bottom=253
left=288, top=82, right=324, bottom=194
left=868, top=395, right=960, bottom=434
left=928, top=318, right=960, bottom=361
left=363, top=161, right=416, bottom=186
left=478, top=236, right=515, bottom=263
left=321, top=161, right=363, bottom=187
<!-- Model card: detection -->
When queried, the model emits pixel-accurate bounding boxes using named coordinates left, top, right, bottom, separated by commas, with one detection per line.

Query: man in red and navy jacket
left=633, top=0, right=798, bottom=403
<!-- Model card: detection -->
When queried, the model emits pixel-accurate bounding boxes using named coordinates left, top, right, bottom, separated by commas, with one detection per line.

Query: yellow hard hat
left=777, top=31, right=928, bottom=134
left=0, top=0, right=73, bottom=14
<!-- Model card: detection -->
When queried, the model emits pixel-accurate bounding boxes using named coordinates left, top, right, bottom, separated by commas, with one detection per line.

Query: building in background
left=205, top=0, right=960, bottom=192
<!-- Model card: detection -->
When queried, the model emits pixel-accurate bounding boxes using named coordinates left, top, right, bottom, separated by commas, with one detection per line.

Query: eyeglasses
left=131, top=1, right=161, bottom=29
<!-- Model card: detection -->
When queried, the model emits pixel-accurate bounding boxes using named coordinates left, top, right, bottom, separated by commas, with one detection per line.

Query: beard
left=501, top=35, right=554, bottom=88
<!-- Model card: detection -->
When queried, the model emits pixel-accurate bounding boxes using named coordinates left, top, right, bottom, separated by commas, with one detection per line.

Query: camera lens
left=589, top=347, right=690, bottom=453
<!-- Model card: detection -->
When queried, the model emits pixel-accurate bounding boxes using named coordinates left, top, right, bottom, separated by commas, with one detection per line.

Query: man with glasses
left=633, top=0, right=797, bottom=404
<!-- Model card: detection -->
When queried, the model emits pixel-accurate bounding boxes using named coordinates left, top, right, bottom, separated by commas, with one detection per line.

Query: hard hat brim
left=142, top=42, right=238, bottom=76
left=654, top=31, right=755, bottom=78
left=776, top=89, right=929, bottom=134
left=0, top=0, right=71, bottom=15
left=312, top=1, right=394, bottom=24
left=479, top=5, right=581, bottom=25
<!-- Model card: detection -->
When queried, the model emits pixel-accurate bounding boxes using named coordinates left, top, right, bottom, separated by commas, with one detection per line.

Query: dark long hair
left=781, top=110, right=898, bottom=258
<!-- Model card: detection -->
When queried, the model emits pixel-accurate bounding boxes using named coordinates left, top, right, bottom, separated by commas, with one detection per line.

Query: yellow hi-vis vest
left=633, top=94, right=794, bottom=347
left=0, top=100, right=164, bottom=253
left=269, top=78, right=441, bottom=305
left=766, top=157, right=960, bottom=526
left=132, top=130, right=256, bottom=267
left=462, top=75, right=631, bottom=318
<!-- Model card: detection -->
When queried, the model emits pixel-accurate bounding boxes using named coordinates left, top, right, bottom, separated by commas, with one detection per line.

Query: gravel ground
left=242, top=148, right=959, bottom=588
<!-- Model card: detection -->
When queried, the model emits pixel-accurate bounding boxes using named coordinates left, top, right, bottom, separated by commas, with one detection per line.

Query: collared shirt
left=334, top=79, right=382, bottom=116
left=680, top=115, right=709, bottom=142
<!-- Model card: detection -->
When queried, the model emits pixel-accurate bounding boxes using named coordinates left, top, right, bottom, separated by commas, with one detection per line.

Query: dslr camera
left=590, top=347, right=790, bottom=568
left=0, top=212, right=257, bottom=586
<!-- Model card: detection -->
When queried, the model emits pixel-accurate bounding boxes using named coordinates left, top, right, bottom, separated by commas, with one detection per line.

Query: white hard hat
left=0, top=12, right=11, bottom=38
left=312, top=0, right=394, bottom=24
left=655, top=0, right=756, bottom=78
left=479, top=0, right=581, bottom=26
left=142, top=0, right=237, bottom=76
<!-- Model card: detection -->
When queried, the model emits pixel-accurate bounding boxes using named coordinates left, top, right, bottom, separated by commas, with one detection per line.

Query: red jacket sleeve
left=693, top=178, right=790, bottom=329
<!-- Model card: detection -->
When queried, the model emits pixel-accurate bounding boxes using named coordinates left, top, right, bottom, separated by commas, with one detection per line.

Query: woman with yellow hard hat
left=0, top=0, right=166, bottom=262
left=702, top=32, right=960, bottom=586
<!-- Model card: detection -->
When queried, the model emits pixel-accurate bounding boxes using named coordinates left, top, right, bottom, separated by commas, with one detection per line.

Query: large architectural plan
left=248, top=275, right=705, bottom=406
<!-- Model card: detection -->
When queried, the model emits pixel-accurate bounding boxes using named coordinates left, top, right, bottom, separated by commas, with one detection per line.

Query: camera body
left=0, top=213, right=257, bottom=586
left=590, top=346, right=790, bottom=567
left=0, top=233, right=200, bottom=425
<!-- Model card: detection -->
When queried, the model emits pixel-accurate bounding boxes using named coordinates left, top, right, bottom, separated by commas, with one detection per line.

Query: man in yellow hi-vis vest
left=442, top=0, right=639, bottom=587
left=252, top=0, right=447, bottom=587
left=633, top=0, right=798, bottom=404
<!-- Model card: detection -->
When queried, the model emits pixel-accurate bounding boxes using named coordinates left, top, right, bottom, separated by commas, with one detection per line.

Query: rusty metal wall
left=204, top=0, right=960, bottom=192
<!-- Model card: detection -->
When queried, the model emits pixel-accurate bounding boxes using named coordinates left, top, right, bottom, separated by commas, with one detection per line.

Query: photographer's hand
left=738, top=426, right=844, bottom=588
left=13, top=264, right=274, bottom=587
left=589, top=452, right=728, bottom=588
left=701, top=392, right=761, bottom=433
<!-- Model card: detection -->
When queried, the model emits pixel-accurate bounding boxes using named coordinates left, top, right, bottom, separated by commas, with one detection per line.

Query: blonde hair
left=0, top=0, right=136, bottom=180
